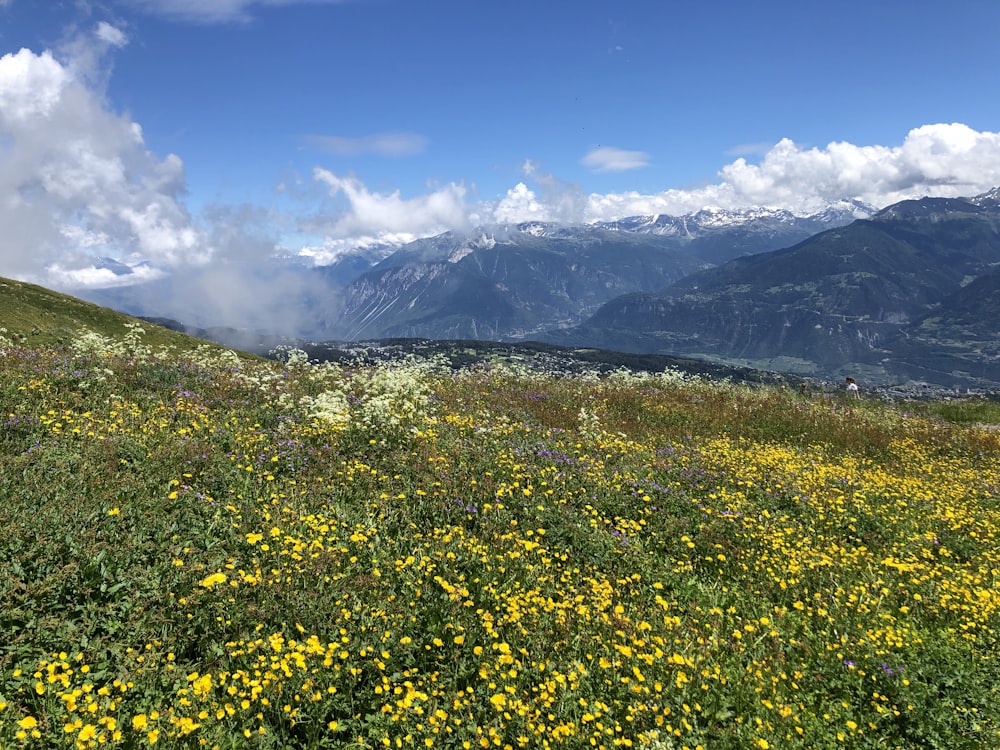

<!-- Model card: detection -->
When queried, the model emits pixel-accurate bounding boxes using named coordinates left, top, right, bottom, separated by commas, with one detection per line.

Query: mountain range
left=82, top=202, right=870, bottom=338
left=313, top=202, right=879, bottom=341
left=74, top=191, right=1000, bottom=387
left=542, top=189, right=1000, bottom=386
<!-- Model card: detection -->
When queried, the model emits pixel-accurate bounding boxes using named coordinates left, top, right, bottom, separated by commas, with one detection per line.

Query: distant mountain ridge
left=541, top=190, right=1000, bottom=386
left=314, top=224, right=706, bottom=340
left=601, top=200, right=873, bottom=264
left=73, top=193, right=1000, bottom=386
left=310, top=203, right=871, bottom=340
left=80, top=202, right=867, bottom=343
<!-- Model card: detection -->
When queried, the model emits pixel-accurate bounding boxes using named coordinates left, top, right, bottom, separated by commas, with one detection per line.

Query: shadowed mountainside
left=539, top=194, right=1000, bottom=387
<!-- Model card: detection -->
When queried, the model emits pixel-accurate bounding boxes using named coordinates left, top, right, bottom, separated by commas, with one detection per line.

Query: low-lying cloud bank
left=3, top=27, right=1000, bottom=288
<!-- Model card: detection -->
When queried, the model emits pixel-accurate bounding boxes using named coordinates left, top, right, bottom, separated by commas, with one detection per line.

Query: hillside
left=0, top=276, right=234, bottom=355
left=542, top=194, right=1000, bottom=387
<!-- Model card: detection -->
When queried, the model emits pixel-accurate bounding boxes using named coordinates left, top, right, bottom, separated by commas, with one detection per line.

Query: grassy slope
left=0, top=276, right=225, bottom=354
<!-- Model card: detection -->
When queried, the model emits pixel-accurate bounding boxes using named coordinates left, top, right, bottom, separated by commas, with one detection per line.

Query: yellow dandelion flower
left=199, top=572, right=228, bottom=589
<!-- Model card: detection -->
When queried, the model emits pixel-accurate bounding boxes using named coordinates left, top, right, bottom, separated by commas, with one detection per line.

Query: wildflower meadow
left=1, top=326, right=998, bottom=749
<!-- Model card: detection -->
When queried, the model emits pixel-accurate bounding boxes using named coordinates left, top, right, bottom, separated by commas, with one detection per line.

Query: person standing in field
left=845, top=376, right=860, bottom=399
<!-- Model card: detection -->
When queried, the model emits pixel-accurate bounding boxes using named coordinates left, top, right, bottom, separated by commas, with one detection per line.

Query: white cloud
left=303, top=132, right=428, bottom=157
left=0, top=39, right=209, bottom=288
left=295, top=233, right=411, bottom=265
left=493, top=182, right=552, bottom=224
left=119, top=0, right=347, bottom=24
left=46, top=262, right=166, bottom=289
left=313, top=168, right=472, bottom=238
left=711, top=123, right=1000, bottom=214
left=95, top=22, right=129, bottom=48
left=582, top=186, right=735, bottom=221
left=580, top=146, right=651, bottom=173
left=0, top=48, right=68, bottom=121
left=579, top=123, right=1000, bottom=221
left=512, top=159, right=586, bottom=224
left=56, top=22, right=131, bottom=88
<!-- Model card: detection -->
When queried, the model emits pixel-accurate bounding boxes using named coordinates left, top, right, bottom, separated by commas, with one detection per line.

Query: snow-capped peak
left=969, top=186, right=1000, bottom=207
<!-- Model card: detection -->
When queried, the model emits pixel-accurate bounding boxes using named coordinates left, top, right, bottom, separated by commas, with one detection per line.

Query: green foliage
left=910, top=397, right=1000, bottom=427
left=0, top=276, right=238, bottom=356
left=1, top=338, right=999, bottom=749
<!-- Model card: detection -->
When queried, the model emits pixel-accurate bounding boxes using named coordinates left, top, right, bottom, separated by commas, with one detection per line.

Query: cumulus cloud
left=580, top=146, right=650, bottom=173
left=580, top=123, right=1000, bottom=221
left=713, top=124, right=1000, bottom=214
left=0, top=35, right=209, bottom=288
left=303, top=132, right=428, bottom=157
left=298, top=124, right=1000, bottom=245
left=493, top=183, right=552, bottom=224
left=312, top=168, right=472, bottom=239
left=118, top=0, right=347, bottom=24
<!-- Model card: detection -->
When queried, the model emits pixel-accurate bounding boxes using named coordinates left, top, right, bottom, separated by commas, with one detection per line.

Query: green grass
left=0, top=276, right=229, bottom=355
left=1, top=333, right=999, bottom=749
left=909, top=397, right=1000, bottom=427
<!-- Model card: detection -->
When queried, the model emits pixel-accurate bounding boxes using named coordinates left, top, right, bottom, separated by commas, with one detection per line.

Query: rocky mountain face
left=541, top=193, right=1000, bottom=386
left=314, top=226, right=707, bottom=340
left=312, top=204, right=869, bottom=340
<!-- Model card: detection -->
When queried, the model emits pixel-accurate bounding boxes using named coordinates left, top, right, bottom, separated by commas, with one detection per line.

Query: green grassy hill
left=0, top=276, right=226, bottom=354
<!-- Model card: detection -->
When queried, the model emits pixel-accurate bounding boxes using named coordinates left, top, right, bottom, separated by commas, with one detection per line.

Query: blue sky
left=2, top=0, right=1000, bottom=287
